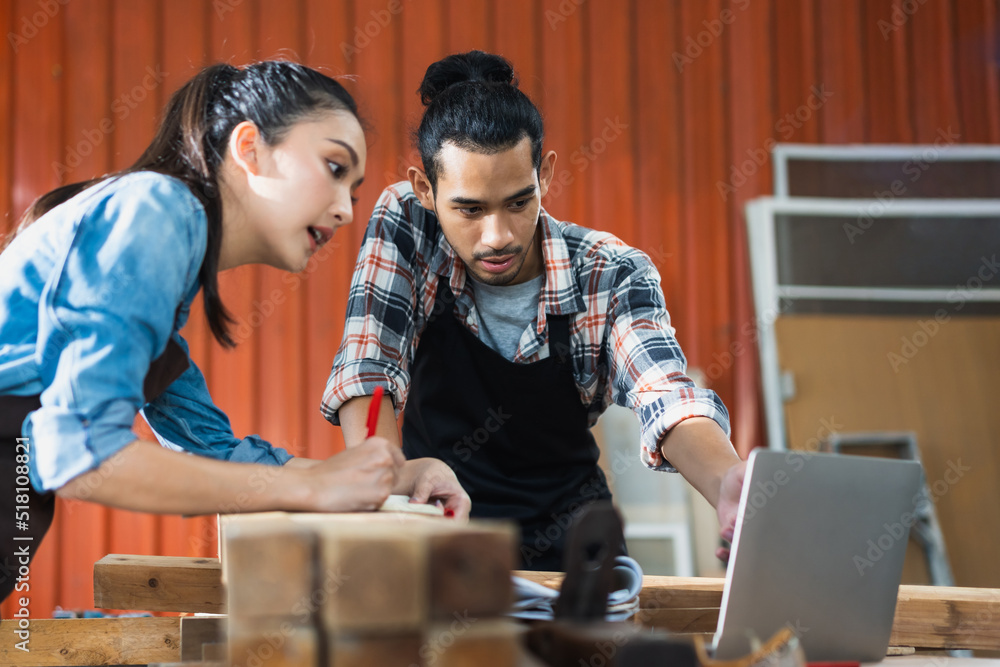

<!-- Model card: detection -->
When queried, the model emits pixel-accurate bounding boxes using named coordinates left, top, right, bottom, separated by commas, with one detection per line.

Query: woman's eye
left=327, top=161, right=344, bottom=178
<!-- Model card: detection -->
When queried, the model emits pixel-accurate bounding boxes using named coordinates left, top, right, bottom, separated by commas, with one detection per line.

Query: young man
left=323, top=51, right=745, bottom=570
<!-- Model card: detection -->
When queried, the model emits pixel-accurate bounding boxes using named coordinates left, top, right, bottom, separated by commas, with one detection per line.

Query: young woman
left=0, top=61, right=470, bottom=601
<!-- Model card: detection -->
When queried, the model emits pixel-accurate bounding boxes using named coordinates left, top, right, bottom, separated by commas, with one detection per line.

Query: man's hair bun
left=418, top=50, right=517, bottom=106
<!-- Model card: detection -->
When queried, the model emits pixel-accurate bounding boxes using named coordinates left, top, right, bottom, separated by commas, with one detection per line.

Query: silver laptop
left=713, top=449, right=923, bottom=661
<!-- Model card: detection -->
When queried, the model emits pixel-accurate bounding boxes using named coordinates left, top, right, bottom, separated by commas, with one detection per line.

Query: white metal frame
left=745, top=197, right=1000, bottom=451
left=624, top=521, right=694, bottom=578
left=772, top=143, right=1000, bottom=198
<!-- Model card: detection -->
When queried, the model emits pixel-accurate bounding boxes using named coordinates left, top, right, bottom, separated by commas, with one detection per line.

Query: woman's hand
left=297, top=437, right=405, bottom=512
left=397, top=458, right=472, bottom=521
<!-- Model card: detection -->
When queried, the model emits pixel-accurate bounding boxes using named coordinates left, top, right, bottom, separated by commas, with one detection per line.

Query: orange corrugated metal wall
left=1, top=0, right=997, bottom=617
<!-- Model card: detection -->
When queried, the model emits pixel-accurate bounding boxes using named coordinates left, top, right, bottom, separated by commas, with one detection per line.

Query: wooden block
left=328, top=632, right=423, bottom=667
left=0, top=617, right=180, bottom=666
left=223, top=516, right=318, bottom=620
left=202, top=642, right=227, bottom=661
left=428, top=522, right=517, bottom=619
left=425, top=619, right=524, bottom=667
left=93, top=555, right=224, bottom=613
left=227, top=620, right=319, bottom=667
left=180, top=615, right=226, bottom=661
left=316, top=523, right=429, bottom=633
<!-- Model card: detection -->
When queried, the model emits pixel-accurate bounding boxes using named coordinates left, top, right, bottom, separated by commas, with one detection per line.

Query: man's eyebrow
left=326, top=138, right=359, bottom=166
left=449, top=185, right=537, bottom=206
left=505, top=185, right=537, bottom=201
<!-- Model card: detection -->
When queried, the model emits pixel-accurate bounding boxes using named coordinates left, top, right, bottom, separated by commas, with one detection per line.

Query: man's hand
left=397, top=458, right=472, bottom=520
left=715, top=459, right=747, bottom=562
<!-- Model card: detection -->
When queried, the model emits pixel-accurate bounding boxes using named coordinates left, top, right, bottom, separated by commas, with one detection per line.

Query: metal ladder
left=822, top=431, right=955, bottom=587
left=822, top=432, right=970, bottom=657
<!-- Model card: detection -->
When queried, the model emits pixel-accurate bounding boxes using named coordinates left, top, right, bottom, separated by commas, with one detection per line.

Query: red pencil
left=366, top=385, right=384, bottom=438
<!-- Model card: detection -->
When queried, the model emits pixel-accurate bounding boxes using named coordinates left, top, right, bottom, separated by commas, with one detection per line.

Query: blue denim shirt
left=0, top=172, right=292, bottom=492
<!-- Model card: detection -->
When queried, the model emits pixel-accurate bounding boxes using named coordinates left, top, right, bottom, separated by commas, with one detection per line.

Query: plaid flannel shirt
left=322, top=182, right=730, bottom=471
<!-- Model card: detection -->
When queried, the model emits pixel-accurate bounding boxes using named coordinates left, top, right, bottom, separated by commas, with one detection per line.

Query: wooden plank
left=632, top=606, right=720, bottom=634
left=0, top=617, right=180, bottom=666
left=180, top=616, right=226, bottom=662
left=94, top=554, right=224, bottom=613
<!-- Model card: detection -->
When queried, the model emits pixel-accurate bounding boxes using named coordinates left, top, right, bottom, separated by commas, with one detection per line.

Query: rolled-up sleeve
left=24, top=174, right=206, bottom=491
left=321, top=187, right=420, bottom=423
left=141, top=333, right=292, bottom=466
left=606, top=254, right=731, bottom=472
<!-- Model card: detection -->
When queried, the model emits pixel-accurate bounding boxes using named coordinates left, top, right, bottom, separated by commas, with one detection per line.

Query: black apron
left=0, top=338, right=189, bottom=603
left=402, top=280, right=613, bottom=571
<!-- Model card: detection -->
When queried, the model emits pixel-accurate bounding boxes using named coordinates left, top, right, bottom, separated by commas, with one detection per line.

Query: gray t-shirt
left=470, top=274, right=546, bottom=361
